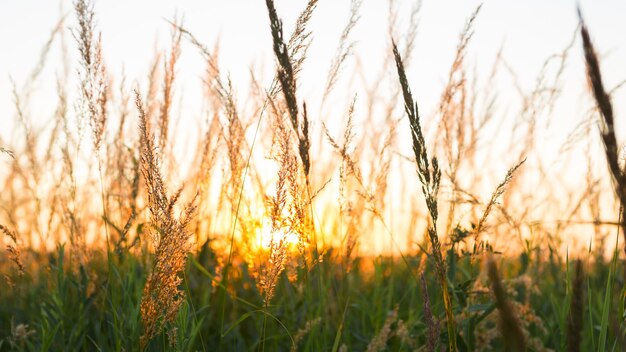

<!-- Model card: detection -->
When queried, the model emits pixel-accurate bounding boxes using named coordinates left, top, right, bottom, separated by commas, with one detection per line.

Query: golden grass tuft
left=135, top=91, right=197, bottom=349
left=1, top=224, right=25, bottom=288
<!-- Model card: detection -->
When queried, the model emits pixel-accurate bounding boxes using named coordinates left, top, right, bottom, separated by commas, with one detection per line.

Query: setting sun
left=256, top=221, right=301, bottom=250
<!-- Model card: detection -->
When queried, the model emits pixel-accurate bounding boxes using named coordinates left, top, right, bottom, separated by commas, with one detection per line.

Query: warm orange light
left=255, top=220, right=300, bottom=250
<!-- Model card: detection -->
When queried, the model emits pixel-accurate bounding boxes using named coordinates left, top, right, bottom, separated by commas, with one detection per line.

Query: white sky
left=1, top=0, right=625, bottom=134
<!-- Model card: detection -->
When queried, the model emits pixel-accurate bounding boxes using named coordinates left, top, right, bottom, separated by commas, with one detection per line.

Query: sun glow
left=255, top=221, right=301, bottom=250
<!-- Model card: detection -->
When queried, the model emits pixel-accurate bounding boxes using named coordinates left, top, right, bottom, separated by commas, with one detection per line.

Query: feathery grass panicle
left=393, top=40, right=456, bottom=351
left=269, top=106, right=314, bottom=250
left=437, top=5, right=481, bottom=237
left=400, top=0, right=422, bottom=67
left=11, top=78, right=40, bottom=188
left=439, top=4, right=481, bottom=119
left=487, top=256, right=526, bottom=352
left=474, top=159, right=526, bottom=237
left=291, top=317, right=322, bottom=352
left=74, top=0, right=111, bottom=260
left=246, top=0, right=318, bottom=108
left=136, top=92, right=167, bottom=225
left=73, top=0, right=95, bottom=74
left=174, top=24, right=236, bottom=108
left=323, top=98, right=365, bottom=267
left=392, top=43, right=440, bottom=214
left=284, top=0, right=319, bottom=85
left=266, top=0, right=311, bottom=180
left=369, top=118, right=396, bottom=217
left=323, top=97, right=362, bottom=185
left=157, top=19, right=182, bottom=158
left=193, top=113, right=221, bottom=245
left=266, top=0, right=297, bottom=129
left=146, top=53, right=162, bottom=118
left=22, top=15, right=66, bottom=99
left=8, top=321, right=35, bottom=349
left=567, top=260, right=584, bottom=352
left=179, top=0, right=317, bottom=101
left=261, top=235, right=288, bottom=306
left=74, top=0, right=108, bottom=152
left=135, top=91, right=197, bottom=349
left=175, top=0, right=318, bottom=195
left=579, top=12, right=626, bottom=246
left=286, top=153, right=316, bottom=254
left=269, top=120, right=295, bottom=233
left=256, top=115, right=303, bottom=305
left=222, top=82, right=247, bottom=208
left=366, top=306, right=399, bottom=352
left=322, top=0, right=363, bottom=102
left=1, top=224, right=25, bottom=288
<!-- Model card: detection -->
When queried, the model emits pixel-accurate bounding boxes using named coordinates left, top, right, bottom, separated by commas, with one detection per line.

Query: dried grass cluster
left=136, top=92, right=197, bottom=348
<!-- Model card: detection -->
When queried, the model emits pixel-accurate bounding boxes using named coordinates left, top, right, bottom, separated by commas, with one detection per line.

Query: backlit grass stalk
left=175, top=2, right=320, bottom=341
left=266, top=0, right=311, bottom=182
left=263, top=0, right=318, bottom=335
left=579, top=13, right=626, bottom=248
left=135, top=91, right=197, bottom=349
left=264, top=3, right=321, bottom=327
left=392, top=42, right=456, bottom=351
left=74, top=0, right=110, bottom=256
left=262, top=120, right=294, bottom=306
left=323, top=98, right=362, bottom=269
left=157, top=20, right=182, bottom=161
left=474, top=159, right=526, bottom=237
left=1, top=224, right=25, bottom=289
left=439, top=5, right=481, bottom=237
left=322, top=0, right=363, bottom=104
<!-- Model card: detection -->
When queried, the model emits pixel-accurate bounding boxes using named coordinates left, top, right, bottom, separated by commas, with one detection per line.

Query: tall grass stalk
left=392, top=41, right=456, bottom=351
left=579, top=11, right=626, bottom=249
left=567, top=260, right=584, bottom=352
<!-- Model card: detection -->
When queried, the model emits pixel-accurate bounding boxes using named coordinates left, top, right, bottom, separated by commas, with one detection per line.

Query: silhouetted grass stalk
left=579, top=12, right=626, bottom=250
left=392, top=41, right=456, bottom=351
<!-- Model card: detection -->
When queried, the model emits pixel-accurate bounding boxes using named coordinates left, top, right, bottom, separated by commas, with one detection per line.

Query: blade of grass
left=332, top=297, right=350, bottom=352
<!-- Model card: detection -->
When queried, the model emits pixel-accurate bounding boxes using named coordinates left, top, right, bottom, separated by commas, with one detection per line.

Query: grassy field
left=1, top=0, right=625, bottom=351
